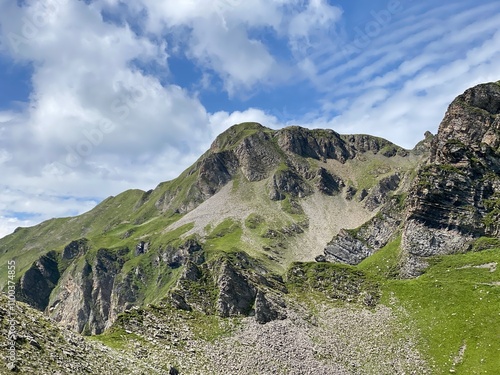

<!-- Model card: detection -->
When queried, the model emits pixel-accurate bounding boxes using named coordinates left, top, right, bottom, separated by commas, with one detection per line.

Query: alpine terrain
left=1, top=81, right=500, bottom=374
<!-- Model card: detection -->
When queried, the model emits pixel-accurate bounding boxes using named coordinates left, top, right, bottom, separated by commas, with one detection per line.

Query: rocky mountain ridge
left=1, top=81, right=500, bottom=374
left=1, top=119, right=422, bottom=335
left=400, top=82, right=500, bottom=276
left=321, top=82, right=500, bottom=277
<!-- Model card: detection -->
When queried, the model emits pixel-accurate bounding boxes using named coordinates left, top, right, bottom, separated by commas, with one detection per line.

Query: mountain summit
left=1, top=82, right=500, bottom=374
left=2, top=121, right=420, bottom=333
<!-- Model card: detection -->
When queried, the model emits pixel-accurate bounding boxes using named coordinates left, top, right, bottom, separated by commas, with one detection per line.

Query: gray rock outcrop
left=400, top=82, right=500, bottom=276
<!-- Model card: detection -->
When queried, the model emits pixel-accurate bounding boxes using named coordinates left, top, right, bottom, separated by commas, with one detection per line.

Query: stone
left=254, top=291, right=287, bottom=324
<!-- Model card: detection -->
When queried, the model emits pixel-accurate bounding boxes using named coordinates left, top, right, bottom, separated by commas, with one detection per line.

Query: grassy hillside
left=358, top=238, right=500, bottom=374
left=77, top=240, right=500, bottom=374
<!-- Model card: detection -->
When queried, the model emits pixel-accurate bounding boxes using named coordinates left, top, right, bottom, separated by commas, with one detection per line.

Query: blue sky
left=0, top=0, right=499, bottom=238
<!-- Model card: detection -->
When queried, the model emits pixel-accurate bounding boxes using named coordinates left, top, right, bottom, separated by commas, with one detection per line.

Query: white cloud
left=0, top=0, right=499, bottom=240
left=3, top=0, right=339, bottom=238
left=208, top=108, right=281, bottom=140
left=100, top=0, right=285, bottom=94
left=97, top=0, right=342, bottom=94
left=0, top=0, right=215, bottom=238
left=324, top=28, right=500, bottom=149
left=0, top=150, right=12, bottom=164
left=0, top=0, right=212, bottom=165
left=0, top=184, right=99, bottom=239
left=188, top=20, right=280, bottom=94
left=288, top=0, right=342, bottom=40
left=296, top=2, right=500, bottom=149
left=0, top=217, right=33, bottom=239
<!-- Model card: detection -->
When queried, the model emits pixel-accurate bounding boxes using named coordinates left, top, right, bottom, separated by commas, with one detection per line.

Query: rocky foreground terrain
left=1, top=292, right=429, bottom=374
left=1, top=81, right=500, bottom=374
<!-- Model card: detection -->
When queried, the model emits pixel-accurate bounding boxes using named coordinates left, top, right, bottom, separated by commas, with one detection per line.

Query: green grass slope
left=358, top=238, right=500, bottom=374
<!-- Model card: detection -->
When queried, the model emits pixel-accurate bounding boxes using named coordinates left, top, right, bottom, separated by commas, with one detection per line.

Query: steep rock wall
left=401, top=82, right=500, bottom=276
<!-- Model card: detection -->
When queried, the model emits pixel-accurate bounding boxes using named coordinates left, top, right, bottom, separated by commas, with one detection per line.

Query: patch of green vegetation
left=103, top=223, right=195, bottom=306
left=148, top=222, right=194, bottom=252
left=380, top=144, right=402, bottom=157
left=446, top=139, right=466, bottom=148
left=483, top=193, right=500, bottom=230
left=438, top=164, right=465, bottom=174
left=0, top=182, right=189, bottom=290
left=204, top=223, right=213, bottom=233
left=286, top=262, right=379, bottom=306
left=377, top=249, right=500, bottom=374
left=310, top=128, right=338, bottom=139
left=148, top=266, right=183, bottom=304
left=393, top=192, right=408, bottom=210
left=358, top=236, right=401, bottom=279
left=89, top=326, right=144, bottom=350
left=344, top=227, right=360, bottom=238
left=205, top=219, right=243, bottom=255
left=207, top=219, right=240, bottom=239
left=275, top=161, right=289, bottom=173
left=212, top=122, right=272, bottom=151
left=280, top=195, right=305, bottom=216
left=187, top=311, right=241, bottom=342
left=245, top=213, right=265, bottom=230
left=344, top=212, right=383, bottom=240
left=351, top=157, right=395, bottom=192
left=417, top=164, right=465, bottom=189
left=422, top=163, right=463, bottom=178
left=157, top=169, right=199, bottom=212
left=471, top=237, right=500, bottom=252
left=481, top=171, right=500, bottom=183
left=231, top=172, right=242, bottom=192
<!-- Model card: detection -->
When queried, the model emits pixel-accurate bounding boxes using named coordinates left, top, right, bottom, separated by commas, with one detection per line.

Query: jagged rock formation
left=287, top=262, right=380, bottom=306
left=171, top=251, right=287, bottom=324
left=1, top=120, right=419, bottom=333
left=47, top=247, right=130, bottom=334
left=17, top=236, right=287, bottom=334
left=0, top=294, right=179, bottom=374
left=319, top=82, right=500, bottom=277
left=320, top=179, right=409, bottom=265
left=17, top=251, right=60, bottom=311
left=165, top=123, right=411, bottom=211
left=400, top=82, right=500, bottom=276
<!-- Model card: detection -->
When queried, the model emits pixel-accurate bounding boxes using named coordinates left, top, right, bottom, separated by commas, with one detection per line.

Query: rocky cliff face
left=17, top=236, right=288, bottom=334
left=17, top=251, right=60, bottom=311
left=48, top=248, right=130, bottom=334
left=155, top=123, right=411, bottom=214
left=317, top=82, right=500, bottom=276
left=9, top=104, right=473, bottom=343
left=170, top=251, right=287, bottom=324
left=400, top=82, right=500, bottom=276
left=3, top=81, right=500, bottom=375
left=320, top=191, right=405, bottom=265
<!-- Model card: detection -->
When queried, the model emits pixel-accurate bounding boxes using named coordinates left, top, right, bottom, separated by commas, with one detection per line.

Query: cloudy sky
left=0, top=0, right=499, bottom=238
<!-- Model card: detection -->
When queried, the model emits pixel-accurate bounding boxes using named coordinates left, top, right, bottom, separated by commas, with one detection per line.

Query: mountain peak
left=210, top=122, right=271, bottom=152
left=430, top=82, right=500, bottom=166
left=400, top=81, right=500, bottom=276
